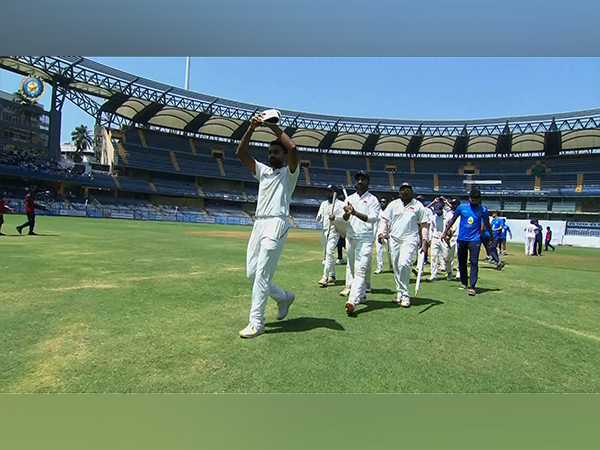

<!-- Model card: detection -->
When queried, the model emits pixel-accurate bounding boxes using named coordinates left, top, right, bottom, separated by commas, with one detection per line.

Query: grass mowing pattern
left=1, top=215, right=599, bottom=393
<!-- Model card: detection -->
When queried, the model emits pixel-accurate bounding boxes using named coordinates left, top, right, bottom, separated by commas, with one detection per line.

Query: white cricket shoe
left=374, top=268, right=382, bottom=275
left=239, top=323, right=265, bottom=339
left=400, top=296, right=411, bottom=308
left=336, top=259, right=346, bottom=265
left=277, top=291, right=295, bottom=320
left=340, top=287, right=350, bottom=297
left=326, top=276, right=336, bottom=285
left=365, top=283, right=372, bottom=293
left=318, top=277, right=328, bottom=287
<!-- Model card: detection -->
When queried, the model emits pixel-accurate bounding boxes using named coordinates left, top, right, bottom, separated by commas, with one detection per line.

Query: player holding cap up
left=235, top=110, right=299, bottom=338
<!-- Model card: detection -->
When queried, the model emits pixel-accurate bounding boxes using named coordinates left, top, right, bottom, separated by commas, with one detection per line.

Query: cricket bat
left=414, top=250, right=425, bottom=297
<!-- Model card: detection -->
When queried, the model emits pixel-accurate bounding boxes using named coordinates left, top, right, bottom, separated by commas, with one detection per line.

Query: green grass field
left=1, top=215, right=599, bottom=393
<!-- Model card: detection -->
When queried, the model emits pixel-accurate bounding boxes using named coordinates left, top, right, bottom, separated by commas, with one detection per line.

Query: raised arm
left=236, top=115, right=262, bottom=174
left=265, top=123, right=298, bottom=174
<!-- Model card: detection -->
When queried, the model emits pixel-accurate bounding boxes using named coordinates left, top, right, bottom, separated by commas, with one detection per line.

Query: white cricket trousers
left=390, top=236, right=419, bottom=298
left=525, top=237, right=535, bottom=255
left=440, top=238, right=457, bottom=278
left=322, top=228, right=340, bottom=279
left=345, top=236, right=374, bottom=304
left=246, top=217, right=289, bottom=327
left=429, top=235, right=444, bottom=279
left=376, top=236, right=391, bottom=271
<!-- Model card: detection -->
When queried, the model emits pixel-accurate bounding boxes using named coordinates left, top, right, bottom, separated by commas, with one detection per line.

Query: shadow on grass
left=265, top=317, right=345, bottom=333
left=370, top=287, right=396, bottom=295
left=473, top=287, right=502, bottom=294
left=351, top=297, right=444, bottom=317
left=6, top=233, right=61, bottom=237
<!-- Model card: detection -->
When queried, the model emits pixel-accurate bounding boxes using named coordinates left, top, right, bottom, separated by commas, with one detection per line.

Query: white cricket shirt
left=317, top=199, right=346, bottom=234
left=524, top=224, right=537, bottom=238
left=380, top=198, right=427, bottom=241
left=254, top=161, right=300, bottom=219
left=344, top=191, right=381, bottom=240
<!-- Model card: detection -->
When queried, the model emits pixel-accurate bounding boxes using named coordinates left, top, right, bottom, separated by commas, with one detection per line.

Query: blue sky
left=1, top=57, right=598, bottom=143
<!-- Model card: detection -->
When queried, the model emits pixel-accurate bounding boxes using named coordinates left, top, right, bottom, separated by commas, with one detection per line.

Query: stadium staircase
left=116, top=142, right=129, bottom=164
left=217, top=158, right=226, bottom=176
left=303, top=167, right=311, bottom=185
left=138, top=129, right=147, bottom=148
left=170, top=151, right=180, bottom=171
left=111, top=175, right=122, bottom=189
left=189, top=138, right=197, bottom=155
left=576, top=174, right=584, bottom=193
left=149, top=181, right=157, bottom=193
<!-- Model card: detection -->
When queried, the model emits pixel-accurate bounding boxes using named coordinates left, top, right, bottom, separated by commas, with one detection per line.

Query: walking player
left=377, top=183, right=428, bottom=307
left=16, top=188, right=48, bottom=235
left=235, top=112, right=299, bottom=338
left=545, top=226, right=555, bottom=252
left=441, top=188, right=494, bottom=297
left=341, top=171, right=381, bottom=315
left=317, top=185, right=346, bottom=287
left=374, top=197, right=392, bottom=274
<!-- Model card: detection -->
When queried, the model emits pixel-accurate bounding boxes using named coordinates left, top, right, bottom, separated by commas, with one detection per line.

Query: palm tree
left=71, top=125, right=93, bottom=163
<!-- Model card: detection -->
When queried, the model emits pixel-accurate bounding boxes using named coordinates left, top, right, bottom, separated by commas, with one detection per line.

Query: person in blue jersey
left=481, top=214, right=505, bottom=271
left=498, top=222, right=513, bottom=255
left=441, top=188, right=495, bottom=297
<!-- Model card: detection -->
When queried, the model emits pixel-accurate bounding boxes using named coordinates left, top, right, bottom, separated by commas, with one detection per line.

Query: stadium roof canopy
left=1, top=56, right=600, bottom=156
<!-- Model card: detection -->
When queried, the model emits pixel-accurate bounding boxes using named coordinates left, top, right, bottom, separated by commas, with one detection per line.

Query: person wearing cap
left=441, top=188, right=494, bottom=296
left=427, top=197, right=451, bottom=281
left=377, top=182, right=428, bottom=308
left=374, top=197, right=393, bottom=274
left=316, top=185, right=346, bottom=287
left=235, top=112, right=299, bottom=338
left=341, top=170, right=381, bottom=315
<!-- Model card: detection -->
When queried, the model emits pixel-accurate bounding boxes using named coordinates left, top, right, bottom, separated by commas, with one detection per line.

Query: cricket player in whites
left=442, top=198, right=461, bottom=280
left=317, top=185, right=346, bottom=287
left=377, top=183, right=428, bottom=308
left=427, top=197, right=448, bottom=281
left=374, top=198, right=393, bottom=274
left=341, top=171, right=381, bottom=315
left=236, top=111, right=299, bottom=338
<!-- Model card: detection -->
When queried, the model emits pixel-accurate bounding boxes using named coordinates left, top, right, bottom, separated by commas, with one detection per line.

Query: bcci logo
left=467, top=217, right=474, bottom=225
left=20, top=75, right=45, bottom=102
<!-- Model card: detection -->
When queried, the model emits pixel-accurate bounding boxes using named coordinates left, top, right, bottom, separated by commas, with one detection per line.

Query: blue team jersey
left=491, top=218, right=505, bottom=238
left=500, top=224, right=511, bottom=239
left=454, top=203, right=489, bottom=242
